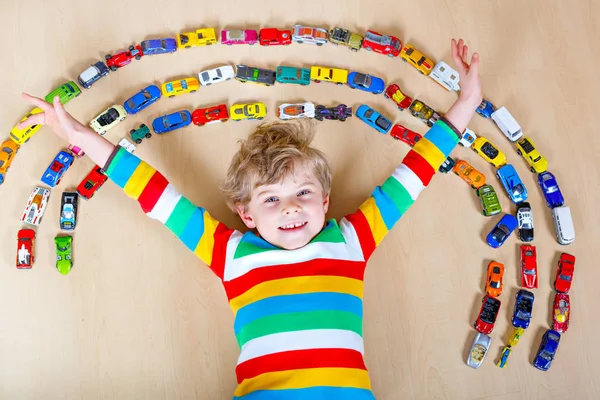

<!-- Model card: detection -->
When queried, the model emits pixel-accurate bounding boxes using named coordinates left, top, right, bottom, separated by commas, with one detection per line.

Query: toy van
left=552, top=206, right=575, bottom=245
left=491, top=107, right=522, bottom=142
left=430, top=61, right=460, bottom=91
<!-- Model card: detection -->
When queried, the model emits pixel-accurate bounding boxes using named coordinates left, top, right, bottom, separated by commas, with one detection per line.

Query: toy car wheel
left=471, top=185, right=477, bottom=189
left=384, top=94, right=389, bottom=99
left=145, top=133, right=152, bottom=139
left=105, top=54, right=112, bottom=60
left=135, top=138, right=142, bottom=144
left=516, top=149, right=522, bottom=156
left=190, top=90, right=196, bottom=93
left=315, top=116, right=323, bottom=121
left=227, top=43, right=232, bottom=46
left=128, top=45, right=135, bottom=51
left=140, top=124, right=147, bottom=128
left=135, top=55, right=141, bottom=60
left=388, top=54, right=395, bottom=58
left=316, top=43, right=323, bottom=46
left=351, top=48, right=358, bottom=52
left=130, top=129, right=135, bottom=135
left=458, top=142, right=464, bottom=147
left=110, top=66, right=118, bottom=71
left=169, top=95, right=175, bottom=98
left=365, top=47, right=371, bottom=51
left=530, top=167, right=536, bottom=173
left=205, top=82, right=212, bottom=86
left=314, top=80, right=320, bottom=83
left=401, top=58, right=407, bottom=62
left=336, top=83, right=343, bottom=86
left=296, top=40, right=303, bottom=44
left=339, top=117, right=346, bottom=122
left=249, top=42, right=255, bottom=45
left=222, top=119, right=228, bottom=122
left=257, top=117, right=264, bottom=120
left=419, top=71, right=424, bottom=75
left=120, top=117, right=125, bottom=122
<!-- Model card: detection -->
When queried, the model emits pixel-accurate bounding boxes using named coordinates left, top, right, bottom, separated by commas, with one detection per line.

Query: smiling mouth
left=279, top=221, right=308, bottom=231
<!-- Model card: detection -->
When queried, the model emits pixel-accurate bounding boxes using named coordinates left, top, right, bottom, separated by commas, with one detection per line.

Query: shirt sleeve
left=339, top=117, right=461, bottom=261
left=102, top=146, right=234, bottom=280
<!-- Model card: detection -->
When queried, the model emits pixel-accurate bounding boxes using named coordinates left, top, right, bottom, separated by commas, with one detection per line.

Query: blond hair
left=221, top=119, right=332, bottom=212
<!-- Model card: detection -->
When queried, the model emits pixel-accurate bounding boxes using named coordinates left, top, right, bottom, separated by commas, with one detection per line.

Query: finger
left=21, top=92, right=53, bottom=113
left=451, top=39, right=467, bottom=74
left=53, top=95, right=70, bottom=122
left=17, top=112, right=46, bottom=129
left=469, top=52, right=481, bottom=74
left=462, top=44, right=469, bottom=64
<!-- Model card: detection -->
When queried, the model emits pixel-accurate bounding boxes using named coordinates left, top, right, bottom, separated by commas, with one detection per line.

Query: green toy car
left=55, top=236, right=73, bottom=275
left=329, top=27, right=363, bottom=52
left=476, top=184, right=502, bottom=216
left=130, top=124, right=152, bottom=144
left=275, top=66, right=311, bottom=86
left=45, top=81, right=81, bottom=105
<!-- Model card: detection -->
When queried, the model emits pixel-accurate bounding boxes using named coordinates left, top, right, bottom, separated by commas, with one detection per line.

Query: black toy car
left=60, top=192, right=79, bottom=231
left=235, top=65, right=276, bottom=86
left=314, top=104, right=352, bottom=121
left=438, top=156, right=456, bottom=173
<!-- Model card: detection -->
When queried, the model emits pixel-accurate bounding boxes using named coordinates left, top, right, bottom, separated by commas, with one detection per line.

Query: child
left=20, top=38, right=482, bottom=399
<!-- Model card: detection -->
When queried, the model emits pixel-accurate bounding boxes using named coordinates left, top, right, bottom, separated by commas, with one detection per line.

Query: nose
left=282, top=199, right=302, bottom=214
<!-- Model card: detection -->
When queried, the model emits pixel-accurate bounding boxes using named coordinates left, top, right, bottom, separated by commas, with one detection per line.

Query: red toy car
left=553, top=293, right=570, bottom=333
left=384, top=83, right=412, bottom=110
left=521, top=245, right=538, bottom=289
left=259, top=28, right=292, bottom=46
left=474, top=295, right=501, bottom=334
left=77, top=165, right=108, bottom=200
left=362, top=30, right=402, bottom=57
left=554, top=253, right=575, bottom=293
left=16, top=229, right=35, bottom=269
left=105, top=45, right=144, bottom=71
left=390, top=124, right=422, bottom=147
left=192, top=104, right=229, bottom=126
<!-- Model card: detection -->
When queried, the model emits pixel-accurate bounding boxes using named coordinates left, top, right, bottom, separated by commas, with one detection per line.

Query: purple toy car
left=315, top=104, right=352, bottom=121
left=221, top=29, right=258, bottom=45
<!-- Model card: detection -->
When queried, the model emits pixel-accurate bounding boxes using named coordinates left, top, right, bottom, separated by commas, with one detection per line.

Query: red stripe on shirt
left=402, top=150, right=435, bottom=187
left=209, top=223, right=235, bottom=280
left=344, top=210, right=376, bottom=260
left=137, top=171, right=169, bottom=213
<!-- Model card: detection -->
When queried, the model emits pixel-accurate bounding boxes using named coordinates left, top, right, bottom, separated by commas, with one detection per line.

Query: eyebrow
left=255, top=181, right=317, bottom=198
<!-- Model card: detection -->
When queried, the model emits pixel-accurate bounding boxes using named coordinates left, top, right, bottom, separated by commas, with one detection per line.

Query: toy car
left=520, top=245, right=537, bottom=289
left=221, top=29, right=258, bottom=45
left=161, top=77, right=200, bottom=97
left=475, top=295, right=501, bottom=334
left=452, top=160, right=485, bottom=189
left=355, top=105, right=392, bottom=134
left=10, top=107, right=44, bottom=144
left=259, top=28, right=292, bottom=46
left=77, top=61, right=110, bottom=89
left=21, top=186, right=50, bottom=226
left=438, top=156, right=455, bottom=173
left=553, top=293, right=570, bottom=333
left=291, top=25, right=328, bottom=45
left=508, top=327, right=525, bottom=347
left=55, top=235, right=73, bottom=275
left=476, top=99, right=495, bottom=118
left=77, top=165, right=108, bottom=200
left=310, top=66, right=349, bottom=85
left=400, top=44, right=434, bottom=75
left=362, top=30, right=401, bottom=57
left=41, top=150, right=74, bottom=187
left=278, top=102, right=315, bottom=120
left=192, top=104, right=229, bottom=126
left=492, top=106, right=523, bottom=142
left=329, top=27, right=363, bottom=52
left=235, top=65, right=277, bottom=86
left=533, top=329, right=561, bottom=371
left=466, top=332, right=491, bottom=369
left=496, top=164, right=528, bottom=203
left=60, top=192, right=78, bottom=231
left=123, top=85, right=161, bottom=114
left=486, top=261, right=504, bottom=297
left=516, top=202, right=534, bottom=242
left=408, top=100, right=440, bottom=127
left=176, top=28, right=217, bottom=48
left=118, top=138, right=136, bottom=154
left=537, top=171, right=564, bottom=208
left=515, top=137, right=548, bottom=173
left=105, top=45, right=143, bottom=71
left=384, top=84, right=412, bottom=110
left=512, top=289, right=534, bottom=329
left=198, top=65, right=235, bottom=86
left=152, top=110, right=192, bottom=134
left=430, top=61, right=460, bottom=91
left=476, top=184, right=502, bottom=216
left=314, top=104, right=352, bottom=122
left=45, top=81, right=81, bottom=105
left=89, top=105, right=128, bottom=135
left=276, top=66, right=311, bottom=85
left=486, top=213, right=518, bottom=248
left=230, top=103, right=267, bottom=122
left=390, top=124, right=422, bottom=147
left=554, top=253, right=575, bottom=293
left=67, top=144, right=85, bottom=158
left=472, top=137, right=507, bottom=168
left=459, top=128, right=477, bottom=148
left=496, top=346, right=512, bottom=369
left=347, top=72, right=385, bottom=94
left=129, top=124, right=152, bottom=144
left=0, top=138, right=19, bottom=185
left=140, top=38, right=177, bottom=55
left=16, top=229, right=35, bottom=269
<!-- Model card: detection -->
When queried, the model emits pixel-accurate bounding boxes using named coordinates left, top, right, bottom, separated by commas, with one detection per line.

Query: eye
left=298, top=189, right=311, bottom=196
left=264, top=196, right=278, bottom=203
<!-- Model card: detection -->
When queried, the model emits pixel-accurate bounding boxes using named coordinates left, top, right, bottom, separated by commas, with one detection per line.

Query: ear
left=236, top=204, right=256, bottom=229
left=322, top=194, right=330, bottom=214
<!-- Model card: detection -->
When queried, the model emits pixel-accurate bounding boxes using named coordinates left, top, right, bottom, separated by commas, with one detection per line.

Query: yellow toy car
left=400, top=44, right=435, bottom=76
left=472, top=137, right=507, bottom=168
left=230, top=103, right=267, bottom=121
left=161, top=77, right=200, bottom=98
left=0, top=138, right=20, bottom=185
left=176, top=28, right=217, bottom=49
left=10, top=107, right=44, bottom=145
left=310, top=66, right=349, bottom=85
left=515, top=137, right=548, bottom=173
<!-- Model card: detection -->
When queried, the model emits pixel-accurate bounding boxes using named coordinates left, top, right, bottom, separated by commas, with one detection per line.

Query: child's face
left=236, top=161, right=330, bottom=250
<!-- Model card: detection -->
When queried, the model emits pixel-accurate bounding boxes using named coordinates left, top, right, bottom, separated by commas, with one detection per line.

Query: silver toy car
left=467, top=332, right=491, bottom=369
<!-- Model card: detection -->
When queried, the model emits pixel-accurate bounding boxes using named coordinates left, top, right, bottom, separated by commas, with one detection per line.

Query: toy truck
left=329, top=27, right=363, bottom=52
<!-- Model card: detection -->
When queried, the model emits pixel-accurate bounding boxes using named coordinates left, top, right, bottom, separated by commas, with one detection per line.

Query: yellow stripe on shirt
left=413, top=137, right=446, bottom=169
left=358, top=197, right=388, bottom=246
left=123, top=162, right=157, bottom=200
left=193, top=211, right=220, bottom=266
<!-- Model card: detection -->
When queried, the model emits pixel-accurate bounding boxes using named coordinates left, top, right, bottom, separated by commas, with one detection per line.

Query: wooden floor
left=1, top=0, right=599, bottom=398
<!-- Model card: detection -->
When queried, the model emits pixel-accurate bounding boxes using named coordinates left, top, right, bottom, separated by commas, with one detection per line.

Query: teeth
left=281, top=222, right=306, bottom=229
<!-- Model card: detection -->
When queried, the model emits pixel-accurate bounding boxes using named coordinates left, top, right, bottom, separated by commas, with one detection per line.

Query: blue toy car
left=140, top=38, right=177, bottom=55
left=496, top=164, right=528, bottom=203
left=347, top=72, right=385, bottom=94
left=512, top=289, right=534, bottom=329
left=123, top=85, right=162, bottom=114
left=537, top=171, right=564, bottom=208
left=476, top=99, right=495, bottom=118
left=41, top=150, right=74, bottom=187
left=533, top=329, right=561, bottom=371
left=152, top=110, right=192, bottom=134
left=486, top=213, right=518, bottom=248
left=356, top=105, right=392, bottom=134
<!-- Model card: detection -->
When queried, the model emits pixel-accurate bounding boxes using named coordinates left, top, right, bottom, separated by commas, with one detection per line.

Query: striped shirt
left=103, top=118, right=460, bottom=399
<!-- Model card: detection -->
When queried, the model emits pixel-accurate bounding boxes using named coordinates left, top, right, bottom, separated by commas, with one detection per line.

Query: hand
left=451, top=38, right=482, bottom=108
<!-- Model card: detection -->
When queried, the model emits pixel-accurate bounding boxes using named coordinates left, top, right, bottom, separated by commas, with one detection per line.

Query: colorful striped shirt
left=102, top=118, right=460, bottom=399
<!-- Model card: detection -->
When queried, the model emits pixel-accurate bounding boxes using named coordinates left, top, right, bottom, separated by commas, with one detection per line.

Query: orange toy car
left=0, top=138, right=20, bottom=185
left=453, top=160, right=486, bottom=189
left=486, top=261, right=505, bottom=297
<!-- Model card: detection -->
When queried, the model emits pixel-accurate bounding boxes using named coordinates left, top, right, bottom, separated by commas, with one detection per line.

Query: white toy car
left=21, top=186, right=50, bottom=226
left=277, top=102, right=316, bottom=120
left=459, top=127, right=477, bottom=148
left=491, top=106, right=523, bottom=142
left=467, top=332, right=491, bottom=369
left=89, top=105, right=127, bottom=135
left=118, top=138, right=136, bottom=154
left=430, top=61, right=460, bottom=91
left=198, top=65, right=235, bottom=86
left=292, top=25, right=329, bottom=46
